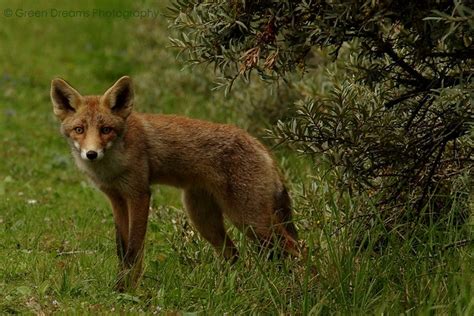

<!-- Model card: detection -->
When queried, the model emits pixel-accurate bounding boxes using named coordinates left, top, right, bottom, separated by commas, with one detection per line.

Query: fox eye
left=101, top=127, right=112, bottom=134
left=74, top=127, right=84, bottom=134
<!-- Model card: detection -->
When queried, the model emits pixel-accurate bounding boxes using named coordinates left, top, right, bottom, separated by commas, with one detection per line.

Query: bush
left=168, top=1, right=473, bottom=219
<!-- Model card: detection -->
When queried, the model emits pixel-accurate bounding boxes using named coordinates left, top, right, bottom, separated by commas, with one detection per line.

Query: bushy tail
left=275, top=186, right=313, bottom=270
left=273, top=185, right=300, bottom=257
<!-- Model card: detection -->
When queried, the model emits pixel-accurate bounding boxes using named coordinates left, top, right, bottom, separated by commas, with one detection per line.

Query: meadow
left=0, top=0, right=472, bottom=314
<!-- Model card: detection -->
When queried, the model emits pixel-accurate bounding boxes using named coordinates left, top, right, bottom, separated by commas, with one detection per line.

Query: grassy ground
left=0, top=0, right=473, bottom=314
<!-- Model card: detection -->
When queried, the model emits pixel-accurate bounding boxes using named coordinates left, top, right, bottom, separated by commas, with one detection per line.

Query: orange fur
left=51, top=76, right=300, bottom=290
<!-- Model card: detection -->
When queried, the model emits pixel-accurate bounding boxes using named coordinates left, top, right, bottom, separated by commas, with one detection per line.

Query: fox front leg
left=115, top=191, right=151, bottom=291
left=106, top=192, right=129, bottom=261
left=105, top=190, right=131, bottom=291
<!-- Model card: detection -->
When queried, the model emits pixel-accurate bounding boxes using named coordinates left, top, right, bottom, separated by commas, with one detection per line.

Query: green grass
left=0, top=0, right=473, bottom=314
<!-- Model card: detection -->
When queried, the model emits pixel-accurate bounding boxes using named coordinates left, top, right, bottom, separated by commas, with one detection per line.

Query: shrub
left=168, top=0, right=473, bottom=217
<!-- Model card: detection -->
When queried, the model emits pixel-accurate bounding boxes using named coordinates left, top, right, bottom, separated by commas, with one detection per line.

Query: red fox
left=50, top=76, right=300, bottom=290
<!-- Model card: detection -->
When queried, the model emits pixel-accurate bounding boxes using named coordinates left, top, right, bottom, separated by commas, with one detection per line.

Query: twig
left=443, top=239, right=474, bottom=250
left=56, top=250, right=97, bottom=256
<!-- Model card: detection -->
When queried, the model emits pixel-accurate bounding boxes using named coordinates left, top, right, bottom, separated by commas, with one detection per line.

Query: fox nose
left=86, top=151, right=98, bottom=160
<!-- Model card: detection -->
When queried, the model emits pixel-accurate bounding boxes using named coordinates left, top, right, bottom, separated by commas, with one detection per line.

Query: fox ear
left=51, top=78, right=83, bottom=121
left=102, top=76, right=134, bottom=118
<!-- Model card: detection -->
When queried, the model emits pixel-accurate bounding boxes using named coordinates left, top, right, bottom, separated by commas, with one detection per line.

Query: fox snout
left=81, top=149, right=104, bottom=161
left=73, top=140, right=106, bottom=161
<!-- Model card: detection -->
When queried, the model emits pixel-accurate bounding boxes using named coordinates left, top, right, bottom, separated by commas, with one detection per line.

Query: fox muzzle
left=80, top=148, right=104, bottom=161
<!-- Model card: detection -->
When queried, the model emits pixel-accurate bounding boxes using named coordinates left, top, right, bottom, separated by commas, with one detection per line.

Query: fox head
left=51, top=76, right=134, bottom=161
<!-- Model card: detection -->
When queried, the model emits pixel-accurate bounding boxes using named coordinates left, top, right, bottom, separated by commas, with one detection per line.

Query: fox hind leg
left=183, top=188, right=238, bottom=261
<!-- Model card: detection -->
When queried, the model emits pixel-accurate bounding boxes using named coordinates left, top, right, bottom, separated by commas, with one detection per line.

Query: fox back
left=51, top=76, right=299, bottom=290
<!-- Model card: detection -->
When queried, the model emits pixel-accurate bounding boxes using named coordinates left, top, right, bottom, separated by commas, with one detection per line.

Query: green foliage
left=169, top=0, right=474, bottom=215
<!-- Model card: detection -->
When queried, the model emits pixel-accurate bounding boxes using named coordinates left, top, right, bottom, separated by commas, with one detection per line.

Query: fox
left=50, top=76, right=300, bottom=290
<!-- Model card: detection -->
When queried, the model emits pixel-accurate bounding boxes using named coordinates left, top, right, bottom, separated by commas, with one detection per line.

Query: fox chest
left=73, top=153, right=131, bottom=190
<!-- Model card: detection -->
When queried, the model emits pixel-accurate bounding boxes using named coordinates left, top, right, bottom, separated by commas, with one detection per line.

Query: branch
left=384, top=89, right=425, bottom=109
left=379, top=40, right=429, bottom=86
left=415, top=140, right=447, bottom=211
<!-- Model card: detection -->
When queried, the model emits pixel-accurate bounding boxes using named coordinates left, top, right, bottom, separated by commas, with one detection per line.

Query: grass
left=0, top=0, right=473, bottom=314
